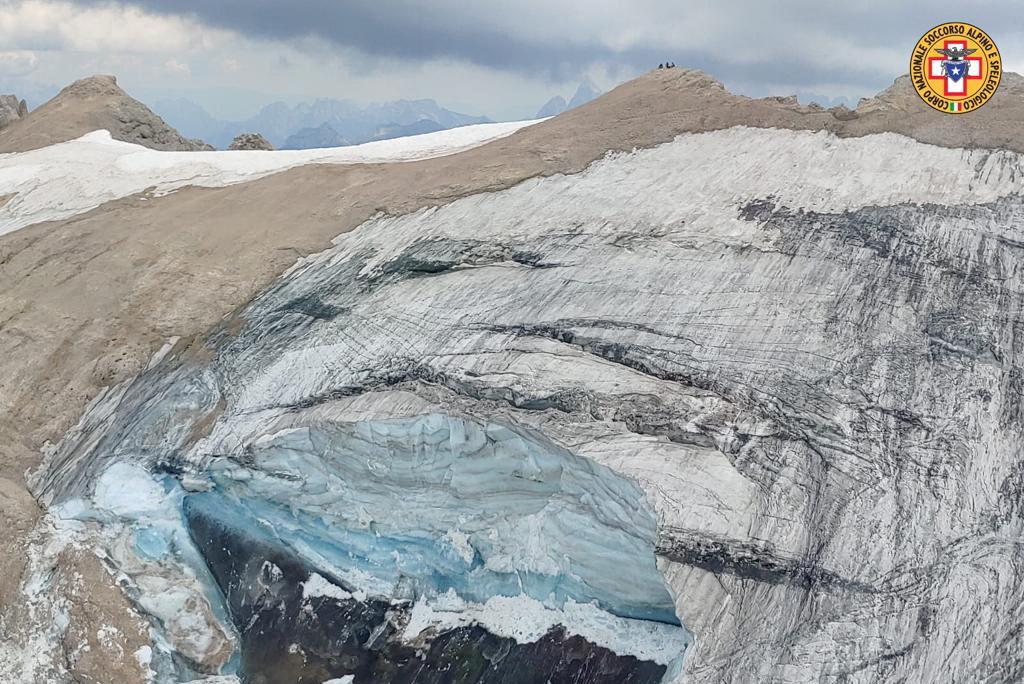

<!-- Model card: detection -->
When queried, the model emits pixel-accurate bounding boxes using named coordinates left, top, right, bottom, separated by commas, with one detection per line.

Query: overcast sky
left=0, top=1, right=1021, bottom=120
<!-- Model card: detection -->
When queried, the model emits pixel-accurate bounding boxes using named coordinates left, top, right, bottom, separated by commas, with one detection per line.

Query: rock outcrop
left=8, top=67, right=1024, bottom=683
left=0, top=75, right=214, bottom=153
left=0, top=95, right=28, bottom=130
left=227, top=132, right=274, bottom=151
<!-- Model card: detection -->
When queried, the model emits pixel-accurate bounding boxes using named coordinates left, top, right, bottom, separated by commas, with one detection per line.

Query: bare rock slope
left=0, top=75, right=213, bottom=153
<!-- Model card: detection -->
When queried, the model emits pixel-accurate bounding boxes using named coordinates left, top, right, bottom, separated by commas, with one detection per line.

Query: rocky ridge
left=0, top=75, right=213, bottom=153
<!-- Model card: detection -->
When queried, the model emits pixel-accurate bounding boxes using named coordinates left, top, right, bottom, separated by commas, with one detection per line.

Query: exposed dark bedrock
left=656, top=527, right=876, bottom=593
left=184, top=495, right=669, bottom=684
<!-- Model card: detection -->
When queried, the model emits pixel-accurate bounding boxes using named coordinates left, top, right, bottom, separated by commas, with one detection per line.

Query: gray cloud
left=80, top=1, right=616, bottom=79
left=60, top=1, right=1024, bottom=104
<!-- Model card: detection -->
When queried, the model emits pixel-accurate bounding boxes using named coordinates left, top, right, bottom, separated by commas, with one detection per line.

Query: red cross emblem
left=927, top=39, right=982, bottom=96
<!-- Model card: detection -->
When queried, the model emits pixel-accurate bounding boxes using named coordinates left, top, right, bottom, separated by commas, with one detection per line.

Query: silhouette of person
left=659, top=64, right=664, bottom=69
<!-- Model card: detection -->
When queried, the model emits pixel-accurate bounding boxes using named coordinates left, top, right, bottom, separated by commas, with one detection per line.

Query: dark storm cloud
left=72, top=1, right=1022, bottom=92
left=86, top=0, right=615, bottom=77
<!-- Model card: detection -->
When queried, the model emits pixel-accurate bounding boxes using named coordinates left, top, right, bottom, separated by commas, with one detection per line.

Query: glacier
left=47, top=415, right=686, bottom=681
left=28, top=123, right=1024, bottom=682
left=191, top=416, right=681, bottom=626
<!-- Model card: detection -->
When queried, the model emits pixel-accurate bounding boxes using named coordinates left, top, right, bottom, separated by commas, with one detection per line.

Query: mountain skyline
left=148, top=78, right=607, bottom=149
left=152, top=95, right=492, bottom=149
left=0, top=77, right=573, bottom=151
left=4, top=1, right=1021, bottom=125
left=0, top=71, right=863, bottom=152
left=536, top=78, right=604, bottom=118
left=3, top=71, right=861, bottom=147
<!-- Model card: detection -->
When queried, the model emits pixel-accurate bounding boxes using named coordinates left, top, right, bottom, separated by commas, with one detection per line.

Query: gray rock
left=227, top=133, right=274, bottom=151
left=0, top=95, right=27, bottom=130
left=0, top=75, right=215, bottom=153
left=186, top=137, right=216, bottom=151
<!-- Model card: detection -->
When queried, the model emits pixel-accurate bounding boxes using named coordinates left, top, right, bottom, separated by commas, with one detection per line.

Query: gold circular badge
left=910, top=22, right=1001, bottom=114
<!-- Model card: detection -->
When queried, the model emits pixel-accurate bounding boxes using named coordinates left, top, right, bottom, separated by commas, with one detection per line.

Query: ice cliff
left=29, top=123, right=1024, bottom=682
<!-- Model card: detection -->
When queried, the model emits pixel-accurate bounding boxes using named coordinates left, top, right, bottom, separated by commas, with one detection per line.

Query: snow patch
left=133, top=645, right=154, bottom=682
left=301, top=573, right=353, bottom=602
left=403, top=590, right=687, bottom=666
left=0, top=120, right=541, bottom=236
left=93, top=463, right=168, bottom=518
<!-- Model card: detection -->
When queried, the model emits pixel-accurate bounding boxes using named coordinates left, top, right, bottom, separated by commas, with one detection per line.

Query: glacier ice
left=194, top=416, right=681, bottom=624
left=52, top=414, right=687, bottom=681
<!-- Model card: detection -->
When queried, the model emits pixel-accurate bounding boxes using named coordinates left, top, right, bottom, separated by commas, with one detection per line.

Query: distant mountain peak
left=536, top=79, right=604, bottom=119
left=58, top=74, right=123, bottom=99
left=283, top=122, right=348, bottom=150
left=155, top=96, right=489, bottom=150
left=0, top=73, right=213, bottom=152
left=568, top=79, right=602, bottom=109
left=536, top=95, right=567, bottom=118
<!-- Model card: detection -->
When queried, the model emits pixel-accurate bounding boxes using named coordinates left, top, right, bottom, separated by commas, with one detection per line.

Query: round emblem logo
left=910, top=22, right=1001, bottom=114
